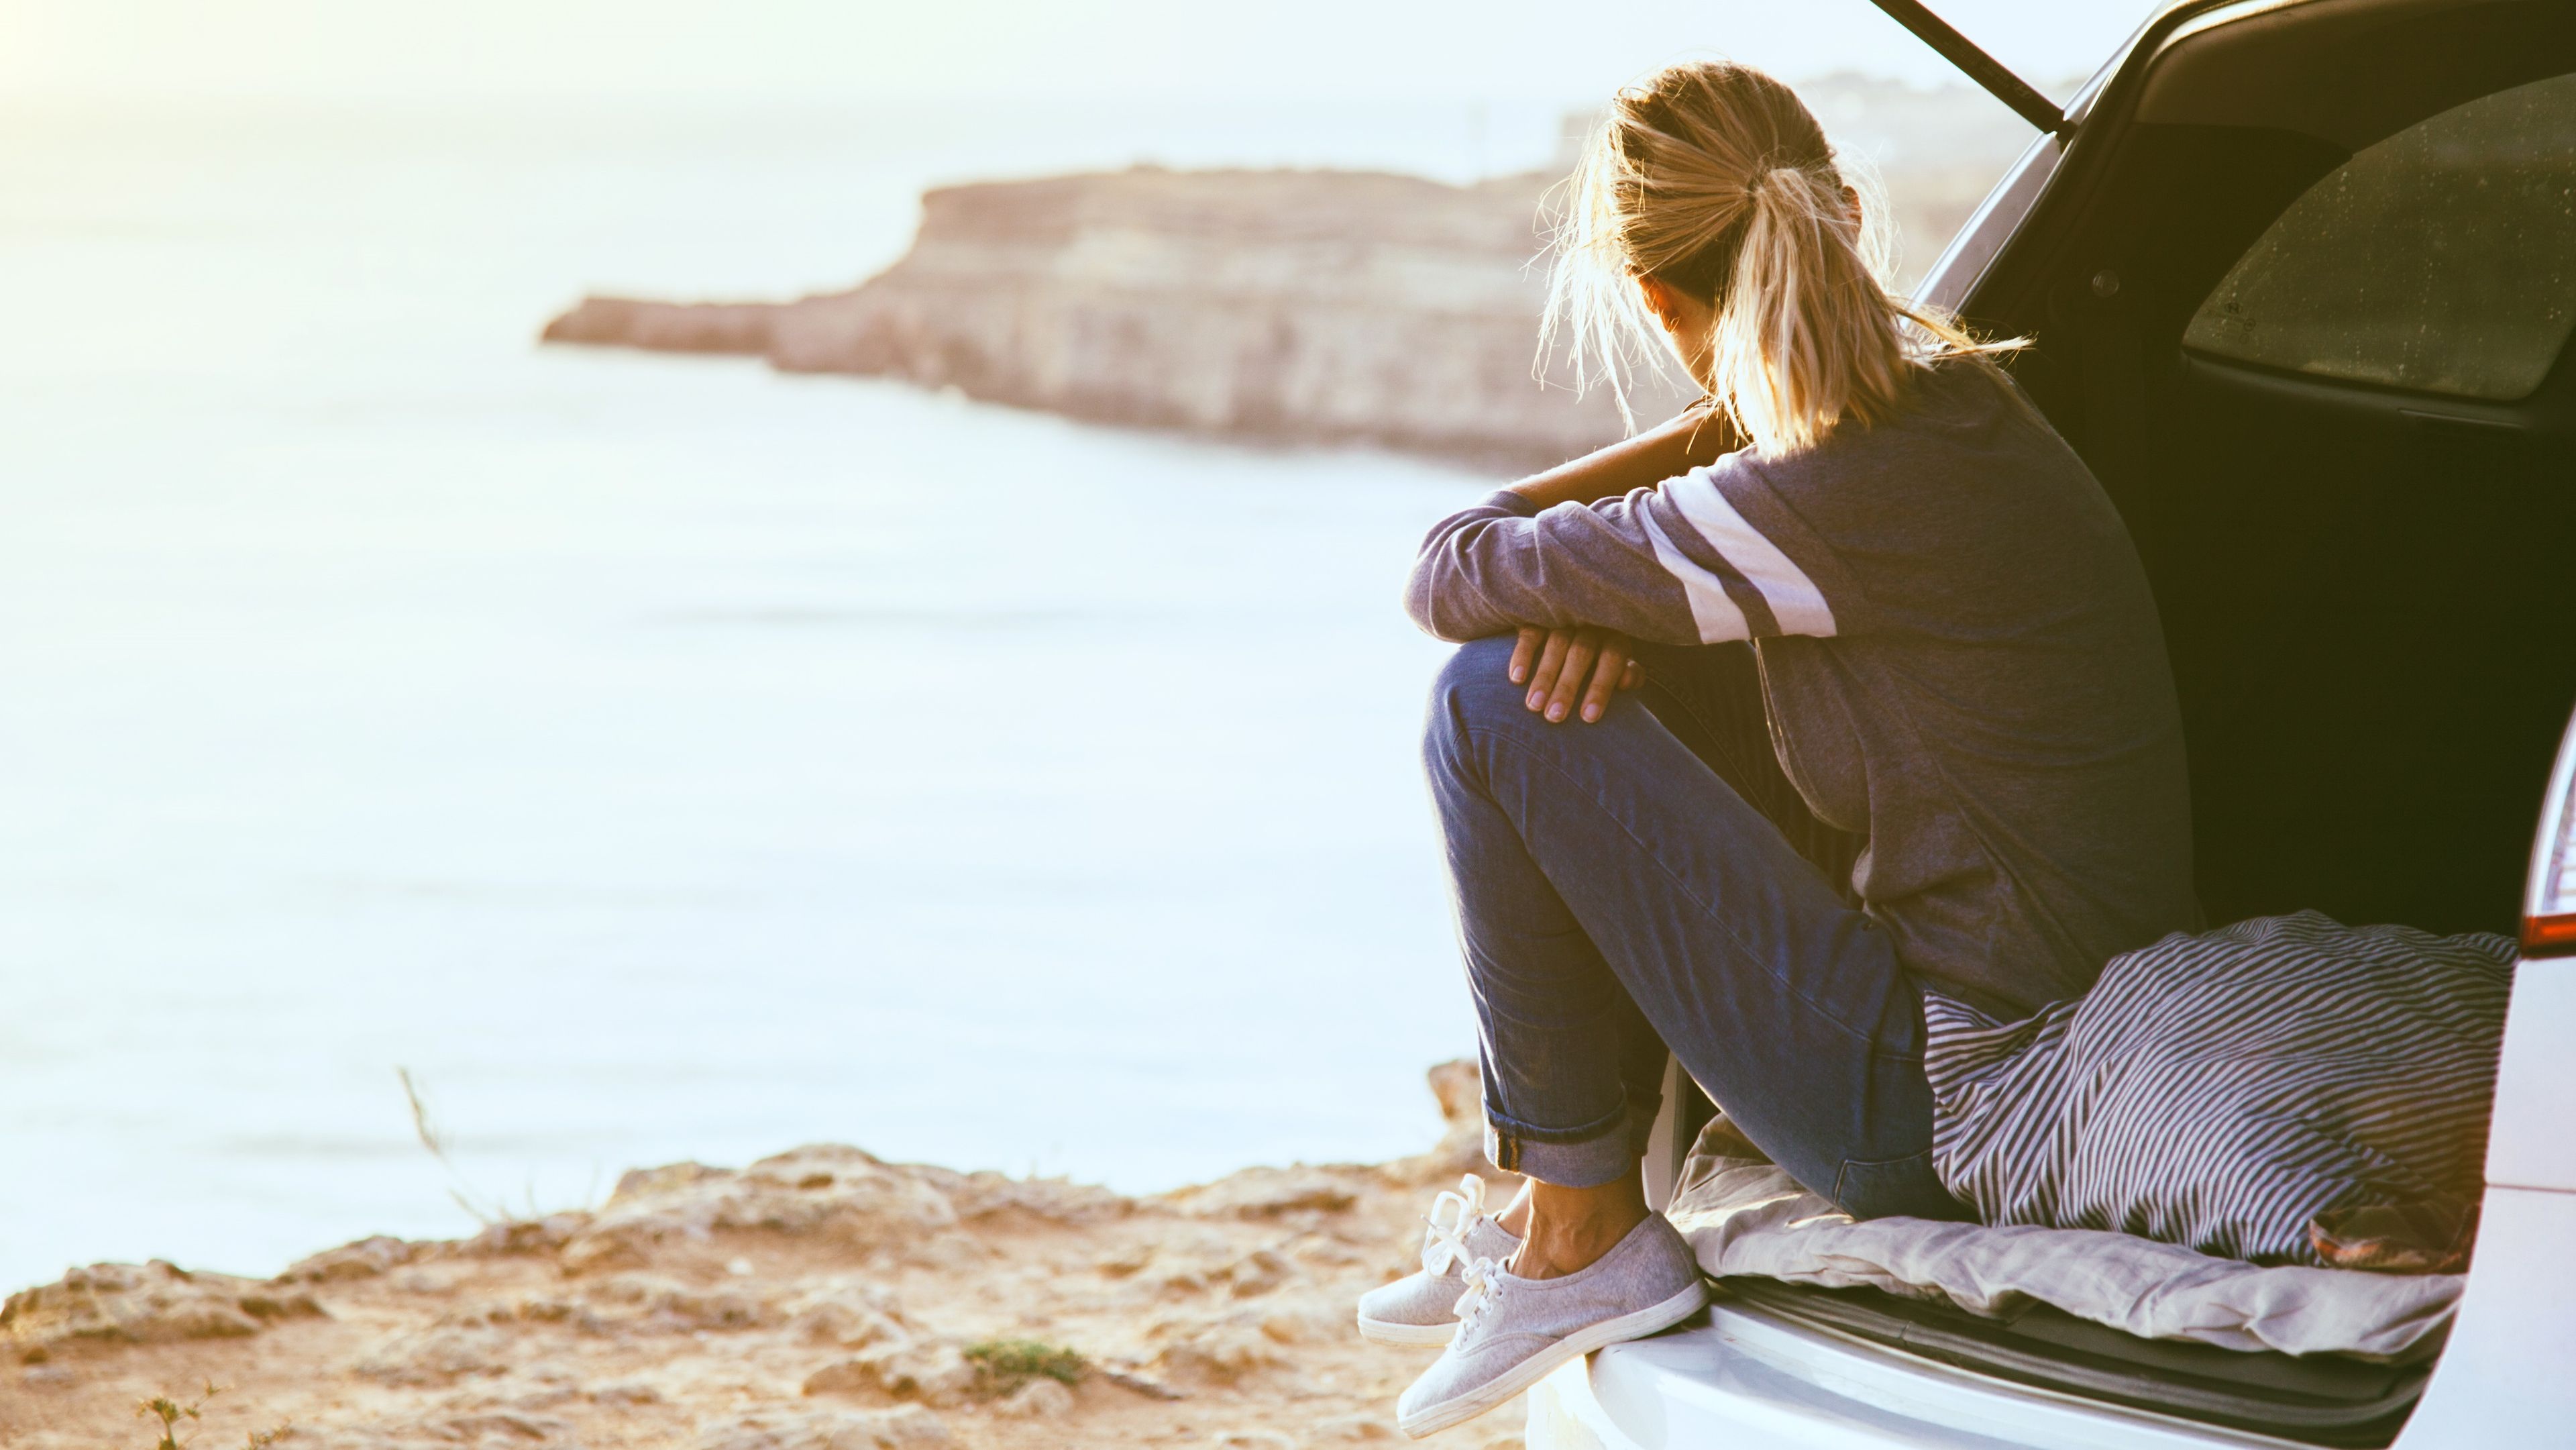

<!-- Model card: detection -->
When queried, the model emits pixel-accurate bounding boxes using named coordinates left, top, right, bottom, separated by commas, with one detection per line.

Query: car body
left=1526, top=1, right=2576, bottom=1445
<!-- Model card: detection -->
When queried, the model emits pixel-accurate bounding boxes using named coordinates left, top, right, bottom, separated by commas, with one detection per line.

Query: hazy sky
left=2, top=0, right=2151, bottom=103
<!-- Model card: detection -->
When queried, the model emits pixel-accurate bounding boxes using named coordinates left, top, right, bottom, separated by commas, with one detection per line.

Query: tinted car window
left=2184, top=70, right=2576, bottom=401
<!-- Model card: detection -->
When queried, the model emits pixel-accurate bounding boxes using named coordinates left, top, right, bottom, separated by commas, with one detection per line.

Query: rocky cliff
left=542, top=80, right=2037, bottom=468
left=546, top=167, right=1674, bottom=470
left=0, top=1065, right=1497, bottom=1450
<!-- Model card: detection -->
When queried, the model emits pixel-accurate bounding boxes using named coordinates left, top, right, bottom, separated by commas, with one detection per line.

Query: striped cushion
left=1924, top=912, right=2514, bottom=1266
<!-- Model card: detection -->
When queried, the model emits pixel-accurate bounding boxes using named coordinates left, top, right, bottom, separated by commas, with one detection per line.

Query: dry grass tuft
left=961, top=1338, right=1086, bottom=1398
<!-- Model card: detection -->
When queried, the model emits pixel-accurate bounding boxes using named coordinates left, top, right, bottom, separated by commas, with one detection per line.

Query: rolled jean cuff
left=1621, top=1096, right=1662, bottom=1158
left=1485, top=1104, right=1639, bottom=1188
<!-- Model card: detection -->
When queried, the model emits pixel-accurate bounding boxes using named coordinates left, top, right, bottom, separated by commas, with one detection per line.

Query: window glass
left=2184, top=70, right=2576, bottom=401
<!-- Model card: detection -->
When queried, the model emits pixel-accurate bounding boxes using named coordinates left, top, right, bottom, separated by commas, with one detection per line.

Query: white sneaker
left=1356, top=1175, right=1519, bottom=1345
left=1394, top=1214, right=1706, bottom=1439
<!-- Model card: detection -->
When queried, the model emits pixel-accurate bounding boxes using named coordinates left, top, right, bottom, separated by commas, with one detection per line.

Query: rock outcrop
left=547, top=167, right=1676, bottom=469
left=0, top=1260, right=323, bottom=1353
left=541, top=79, right=2037, bottom=468
left=1, top=1063, right=1520, bottom=1450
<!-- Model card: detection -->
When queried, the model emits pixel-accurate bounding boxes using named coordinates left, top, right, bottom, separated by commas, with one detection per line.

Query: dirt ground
left=1, top=1066, right=1532, bottom=1450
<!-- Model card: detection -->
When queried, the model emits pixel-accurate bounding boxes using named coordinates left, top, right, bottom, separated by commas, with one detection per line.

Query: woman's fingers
left=1544, top=629, right=1601, bottom=722
left=1580, top=639, right=1630, bottom=722
left=1510, top=626, right=1646, bottom=723
left=1525, top=629, right=1573, bottom=711
left=1507, top=625, right=1544, bottom=686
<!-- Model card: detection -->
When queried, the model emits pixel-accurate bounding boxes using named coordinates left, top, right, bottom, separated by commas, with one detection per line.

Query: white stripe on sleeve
left=1640, top=505, right=1750, bottom=644
left=1664, top=468, right=1838, bottom=637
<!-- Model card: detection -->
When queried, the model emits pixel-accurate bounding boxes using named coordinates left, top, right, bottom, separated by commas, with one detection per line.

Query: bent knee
left=1426, top=635, right=1527, bottom=740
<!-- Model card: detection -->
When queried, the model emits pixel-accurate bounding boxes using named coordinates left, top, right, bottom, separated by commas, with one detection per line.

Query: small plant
left=141, top=1382, right=264, bottom=1449
left=133, top=1382, right=288, bottom=1449
left=137, top=1384, right=211, bottom=1450
left=961, top=1339, right=1086, bottom=1398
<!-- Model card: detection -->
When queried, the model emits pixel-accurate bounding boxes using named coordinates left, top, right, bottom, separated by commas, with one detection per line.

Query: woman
left=1366, top=61, right=2199, bottom=1437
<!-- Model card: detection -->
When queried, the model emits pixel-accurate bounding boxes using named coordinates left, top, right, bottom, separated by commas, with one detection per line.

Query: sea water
left=0, top=100, right=1577, bottom=1289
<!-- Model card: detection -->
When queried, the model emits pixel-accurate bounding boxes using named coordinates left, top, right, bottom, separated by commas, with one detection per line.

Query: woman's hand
left=1508, top=626, right=1646, bottom=724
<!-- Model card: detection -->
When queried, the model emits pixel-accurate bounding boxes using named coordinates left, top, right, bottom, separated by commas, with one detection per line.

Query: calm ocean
left=0, top=99, right=1582, bottom=1290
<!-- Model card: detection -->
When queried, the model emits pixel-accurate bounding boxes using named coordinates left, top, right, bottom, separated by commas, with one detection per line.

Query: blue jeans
left=1422, top=635, right=1970, bottom=1221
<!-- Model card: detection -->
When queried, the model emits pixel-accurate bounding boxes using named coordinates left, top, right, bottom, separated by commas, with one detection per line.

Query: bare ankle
left=1510, top=1174, right=1650, bottom=1280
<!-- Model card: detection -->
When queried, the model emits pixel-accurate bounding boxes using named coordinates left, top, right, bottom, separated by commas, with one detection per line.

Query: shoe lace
left=1416, top=1174, right=1490, bottom=1276
left=1452, top=1255, right=1504, bottom=1335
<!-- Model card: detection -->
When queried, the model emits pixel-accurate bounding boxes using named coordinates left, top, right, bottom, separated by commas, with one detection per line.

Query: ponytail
left=1542, top=62, right=2021, bottom=456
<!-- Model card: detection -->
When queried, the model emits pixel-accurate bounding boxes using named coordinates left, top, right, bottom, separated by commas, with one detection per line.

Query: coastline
left=1, top=1066, right=1519, bottom=1449
left=534, top=78, right=2039, bottom=470
left=540, top=166, right=1688, bottom=472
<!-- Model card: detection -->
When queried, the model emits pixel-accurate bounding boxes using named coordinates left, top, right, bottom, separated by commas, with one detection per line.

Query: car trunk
left=1658, top=1079, right=2449, bottom=1446
left=1646, top=2, right=2576, bottom=1444
left=1716, top=1278, right=2436, bottom=1446
left=1972, top=0, right=2576, bottom=939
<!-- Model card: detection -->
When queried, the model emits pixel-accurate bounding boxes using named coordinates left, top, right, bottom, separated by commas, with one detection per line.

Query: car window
left=2183, top=70, right=2576, bottom=401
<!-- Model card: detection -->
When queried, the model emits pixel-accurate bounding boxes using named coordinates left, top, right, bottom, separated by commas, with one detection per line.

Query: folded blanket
left=1666, top=1147, right=2463, bottom=1359
left=1925, top=911, right=2514, bottom=1267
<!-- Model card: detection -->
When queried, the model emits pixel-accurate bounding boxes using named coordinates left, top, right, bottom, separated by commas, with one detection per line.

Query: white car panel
left=2388, top=1184, right=2576, bottom=1447
left=1525, top=1300, right=2277, bottom=1450
left=2485, top=968, right=2576, bottom=1192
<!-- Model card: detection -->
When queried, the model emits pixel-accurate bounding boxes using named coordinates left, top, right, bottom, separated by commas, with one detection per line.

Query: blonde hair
left=1542, top=60, right=2017, bottom=456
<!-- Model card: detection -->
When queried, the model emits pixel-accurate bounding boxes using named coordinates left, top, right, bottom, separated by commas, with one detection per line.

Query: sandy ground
left=1, top=1066, right=1535, bottom=1450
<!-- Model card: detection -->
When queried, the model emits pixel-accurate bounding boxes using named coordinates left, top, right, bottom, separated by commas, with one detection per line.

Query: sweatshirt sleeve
left=1404, top=460, right=1849, bottom=645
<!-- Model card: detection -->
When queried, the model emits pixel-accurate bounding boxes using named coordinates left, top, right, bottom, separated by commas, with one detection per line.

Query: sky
left=1, top=0, right=2152, bottom=104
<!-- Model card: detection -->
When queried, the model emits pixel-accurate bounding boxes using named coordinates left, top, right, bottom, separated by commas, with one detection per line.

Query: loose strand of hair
left=1539, top=60, right=2033, bottom=456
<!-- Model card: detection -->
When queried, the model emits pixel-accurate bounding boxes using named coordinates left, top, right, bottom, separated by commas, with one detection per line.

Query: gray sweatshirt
left=1406, top=363, right=2198, bottom=1016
